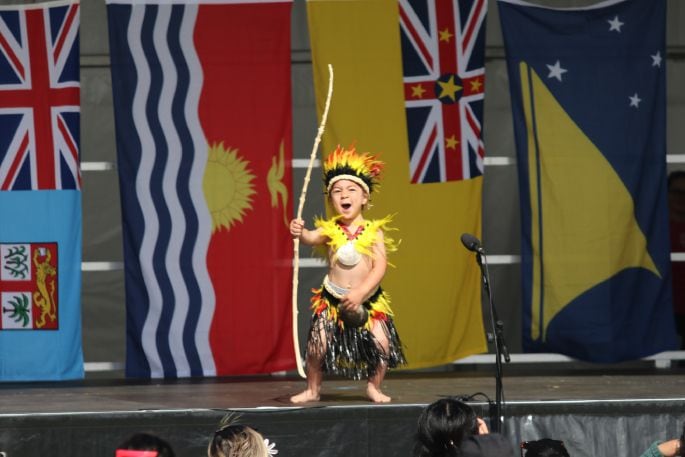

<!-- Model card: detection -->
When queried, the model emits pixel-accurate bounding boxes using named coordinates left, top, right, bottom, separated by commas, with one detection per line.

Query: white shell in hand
left=337, top=241, right=362, bottom=266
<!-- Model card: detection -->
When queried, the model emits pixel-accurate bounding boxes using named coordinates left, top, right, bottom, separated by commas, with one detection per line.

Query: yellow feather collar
left=313, top=215, right=398, bottom=263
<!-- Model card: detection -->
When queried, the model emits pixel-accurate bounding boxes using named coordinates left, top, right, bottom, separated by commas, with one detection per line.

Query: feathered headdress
left=323, top=145, right=384, bottom=194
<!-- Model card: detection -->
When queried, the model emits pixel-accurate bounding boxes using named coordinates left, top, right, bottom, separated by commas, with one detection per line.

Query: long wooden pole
left=292, top=64, right=334, bottom=378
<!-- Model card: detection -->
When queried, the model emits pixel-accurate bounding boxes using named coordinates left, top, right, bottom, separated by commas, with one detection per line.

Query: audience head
left=414, top=397, right=482, bottom=457
left=208, top=417, right=271, bottom=457
left=520, top=438, right=570, bottom=457
left=115, top=433, right=175, bottom=457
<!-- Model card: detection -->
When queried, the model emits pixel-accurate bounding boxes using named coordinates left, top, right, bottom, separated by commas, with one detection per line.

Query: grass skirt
left=305, top=282, right=406, bottom=380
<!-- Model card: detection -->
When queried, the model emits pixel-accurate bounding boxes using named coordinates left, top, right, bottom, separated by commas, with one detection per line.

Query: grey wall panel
left=82, top=170, right=122, bottom=261
left=81, top=270, right=126, bottom=363
left=81, top=0, right=110, bottom=56
left=81, top=67, right=117, bottom=162
left=668, top=60, right=685, bottom=157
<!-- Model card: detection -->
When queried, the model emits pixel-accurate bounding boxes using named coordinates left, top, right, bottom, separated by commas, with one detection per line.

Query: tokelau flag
left=499, top=0, right=677, bottom=362
left=307, top=0, right=488, bottom=369
left=107, top=0, right=295, bottom=377
left=0, top=1, right=83, bottom=380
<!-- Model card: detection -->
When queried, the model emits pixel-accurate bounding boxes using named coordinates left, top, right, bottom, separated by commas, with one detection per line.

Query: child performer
left=290, top=145, right=406, bottom=403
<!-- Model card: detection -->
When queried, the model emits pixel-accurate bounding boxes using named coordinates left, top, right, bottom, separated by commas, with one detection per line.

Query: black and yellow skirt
left=304, top=276, right=406, bottom=380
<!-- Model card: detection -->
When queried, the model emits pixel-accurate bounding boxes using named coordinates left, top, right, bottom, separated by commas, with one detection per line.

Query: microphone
left=461, top=233, right=484, bottom=254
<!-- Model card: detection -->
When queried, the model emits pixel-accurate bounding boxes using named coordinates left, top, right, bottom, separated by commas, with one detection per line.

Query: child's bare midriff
left=327, top=252, right=373, bottom=291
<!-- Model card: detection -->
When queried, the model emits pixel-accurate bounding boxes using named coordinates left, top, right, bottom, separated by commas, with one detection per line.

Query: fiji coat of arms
left=1, top=243, right=58, bottom=330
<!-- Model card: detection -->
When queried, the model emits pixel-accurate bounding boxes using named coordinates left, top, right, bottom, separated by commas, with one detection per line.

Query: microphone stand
left=475, top=249, right=510, bottom=433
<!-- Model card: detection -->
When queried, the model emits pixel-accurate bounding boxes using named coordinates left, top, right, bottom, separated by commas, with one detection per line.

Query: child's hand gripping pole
left=292, top=64, right=334, bottom=378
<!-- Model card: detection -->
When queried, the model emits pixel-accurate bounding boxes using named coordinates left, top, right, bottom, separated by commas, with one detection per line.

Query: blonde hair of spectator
left=207, top=414, right=270, bottom=457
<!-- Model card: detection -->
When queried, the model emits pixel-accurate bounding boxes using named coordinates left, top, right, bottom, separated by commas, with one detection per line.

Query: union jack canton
left=0, top=1, right=81, bottom=191
left=400, top=0, right=487, bottom=184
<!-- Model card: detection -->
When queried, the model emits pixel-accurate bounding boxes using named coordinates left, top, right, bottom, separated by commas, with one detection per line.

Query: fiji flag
left=0, top=1, right=83, bottom=380
left=499, top=0, right=677, bottom=362
left=107, top=0, right=295, bottom=378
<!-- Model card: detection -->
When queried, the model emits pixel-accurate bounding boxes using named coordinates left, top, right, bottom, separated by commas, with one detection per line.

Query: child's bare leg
left=367, top=321, right=391, bottom=403
left=290, top=361, right=322, bottom=403
left=291, top=320, right=326, bottom=403
left=367, top=361, right=390, bottom=403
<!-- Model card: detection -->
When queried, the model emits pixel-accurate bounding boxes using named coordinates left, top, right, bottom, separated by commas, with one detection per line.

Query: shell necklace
left=335, top=222, right=364, bottom=266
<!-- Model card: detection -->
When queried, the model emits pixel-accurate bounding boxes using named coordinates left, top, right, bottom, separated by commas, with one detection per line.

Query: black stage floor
left=3, top=367, right=685, bottom=413
left=2, top=365, right=685, bottom=456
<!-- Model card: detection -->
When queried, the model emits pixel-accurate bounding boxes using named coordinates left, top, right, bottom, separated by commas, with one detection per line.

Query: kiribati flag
left=107, top=0, right=295, bottom=378
left=499, top=0, right=677, bottom=362
left=0, top=0, right=83, bottom=381
left=401, top=0, right=486, bottom=184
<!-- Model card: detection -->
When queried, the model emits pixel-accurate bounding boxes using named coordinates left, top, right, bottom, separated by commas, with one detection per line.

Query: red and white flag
left=107, top=0, right=294, bottom=377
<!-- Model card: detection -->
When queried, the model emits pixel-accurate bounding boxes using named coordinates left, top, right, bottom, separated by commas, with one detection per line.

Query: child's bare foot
left=290, top=389, right=320, bottom=403
left=366, top=384, right=391, bottom=403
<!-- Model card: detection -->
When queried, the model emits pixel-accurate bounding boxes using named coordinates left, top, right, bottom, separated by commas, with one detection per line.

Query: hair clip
left=115, top=451, right=159, bottom=457
left=264, top=438, right=278, bottom=455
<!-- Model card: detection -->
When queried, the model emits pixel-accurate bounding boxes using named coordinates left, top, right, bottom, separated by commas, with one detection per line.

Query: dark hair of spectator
left=414, top=398, right=480, bottom=457
left=520, top=438, right=570, bottom=457
left=116, top=433, right=175, bottom=457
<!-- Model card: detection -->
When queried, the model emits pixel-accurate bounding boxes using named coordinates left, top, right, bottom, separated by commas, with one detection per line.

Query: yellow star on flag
left=439, top=28, right=453, bottom=43
left=411, top=84, right=426, bottom=98
left=470, top=78, right=483, bottom=92
left=445, top=135, right=459, bottom=149
left=437, top=75, right=462, bottom=102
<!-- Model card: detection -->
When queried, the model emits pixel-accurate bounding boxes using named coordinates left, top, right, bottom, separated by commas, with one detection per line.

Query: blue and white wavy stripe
left=128, top=4, right=163, bottom=378
left=116, top=3, right=214, bottom=378
left=180, top=4, right=216, bottom=377
left=155, top=4, right=190, bottom=377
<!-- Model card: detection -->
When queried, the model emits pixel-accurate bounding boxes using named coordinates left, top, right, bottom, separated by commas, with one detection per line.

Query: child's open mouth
left=341, top=203, right=351, bottom=210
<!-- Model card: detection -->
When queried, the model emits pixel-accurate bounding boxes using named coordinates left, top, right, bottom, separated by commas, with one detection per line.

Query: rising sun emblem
left=203, top=142, right=256, bottom=232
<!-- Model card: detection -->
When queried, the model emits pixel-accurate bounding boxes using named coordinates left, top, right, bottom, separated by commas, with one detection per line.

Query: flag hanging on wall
left=107, top=0, right=295, bottom=378
left=307, top=0, right=488, bottom=369
left=499, top=0, right=677, bottom=362
left=0, top=0, right=83, bottom=381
